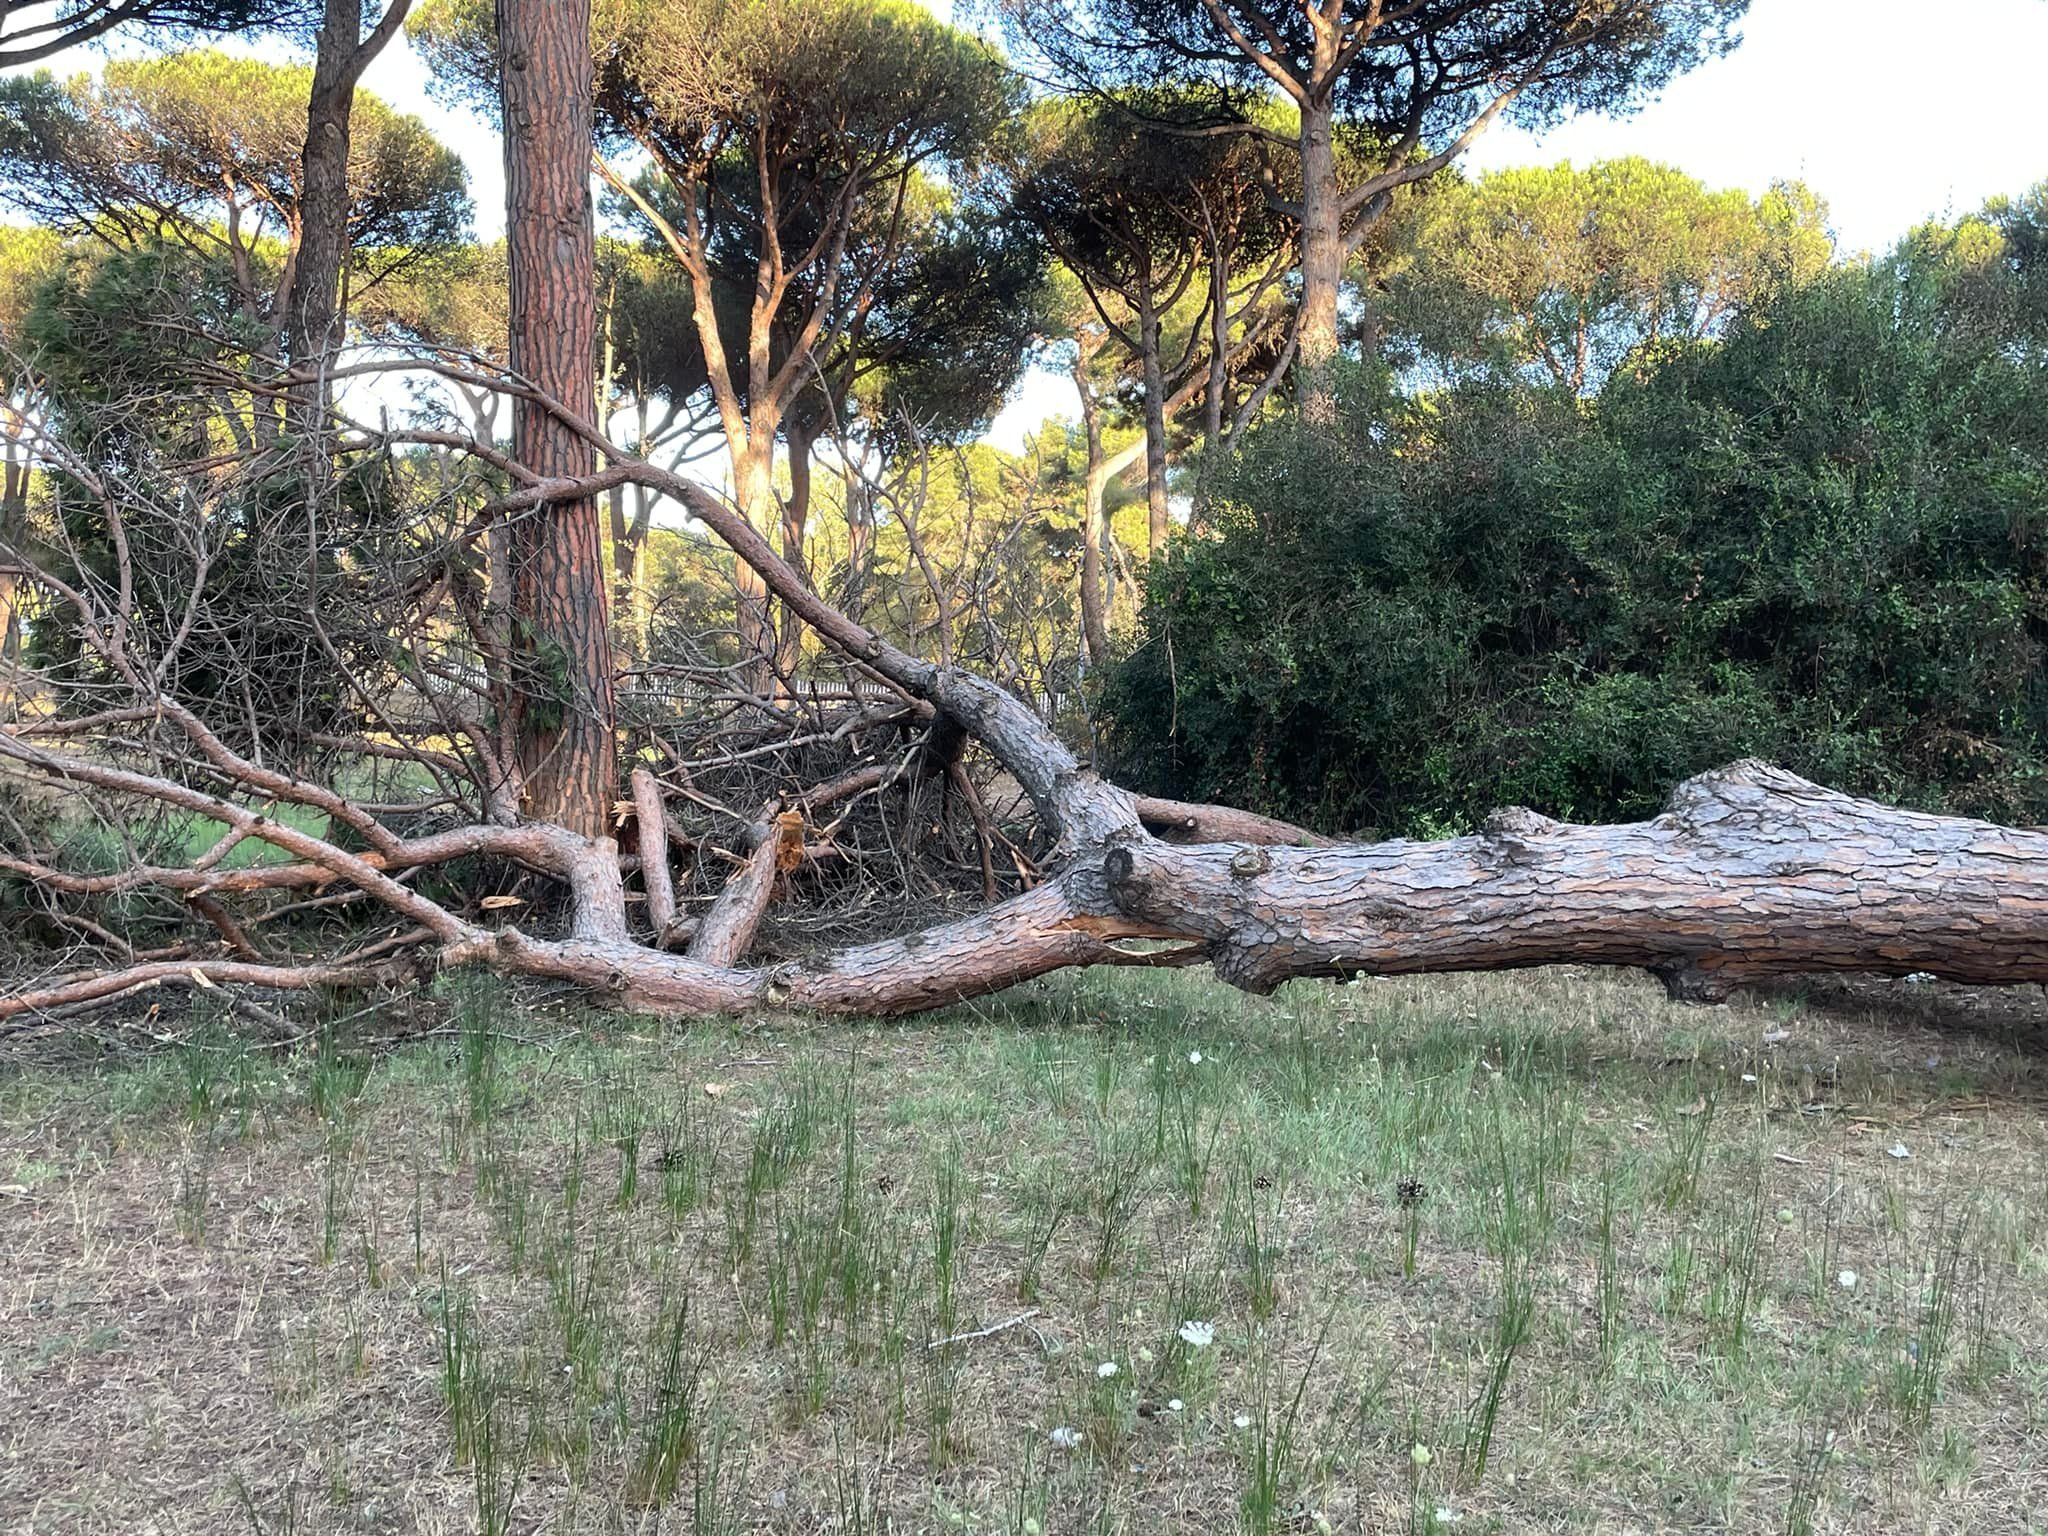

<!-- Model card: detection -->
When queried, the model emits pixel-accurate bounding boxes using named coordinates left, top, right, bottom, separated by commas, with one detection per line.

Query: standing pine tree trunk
left=285, top=0, right=412, bottom=429
left=1295, top=92, right=1344, bottom=424
left=775, top=411, right=818, bottom=681
left=1138, top=283, right=1171, bottom=557
left=0, top=429, right=25, bottom=678
left=498, top=0, right=615, bottom=838
left=1200, top=239, right=1231, bottom=481
left=1072, top=339, right=1112, bottom=669
left=731, top=439, right=780, bottom=696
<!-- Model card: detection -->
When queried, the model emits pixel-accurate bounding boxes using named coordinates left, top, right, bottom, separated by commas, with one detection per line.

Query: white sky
left=963, top=0, right=2048, bottom=444
left=13, top=0, right=2048, bottom=452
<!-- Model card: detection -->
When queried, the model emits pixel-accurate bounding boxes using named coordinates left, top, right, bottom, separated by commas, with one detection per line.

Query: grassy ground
left=3, top=964, right=2046, bottom=1535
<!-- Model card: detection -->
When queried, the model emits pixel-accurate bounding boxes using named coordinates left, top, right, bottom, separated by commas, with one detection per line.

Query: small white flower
left=1137, top=1345, right=1154, bottom=1363
left=1903, top=971, right=1935, bottom=984
left=1048, top=1425, right=1082, bottom=1449
left=1410, top=1444, right=1433, bottom=1468
left=1887, top=1142, right=1911, bottom=1159
left=1233, top=1413, right=1252, bottom=1429
left=1187, top=1050, right=1203, bottom=1065
left=1741, top=1073, right=1758, bottom=1084
left=1167, top=1398, right=1185, bottom=1412
left=1178, top=1319, right=1216, bottom=1349
left=1434, top=1508, right=1464, bottom=1526
left=1838, top=1269, right=1859, bottom=1290
left=1097, top=1360, right=1118, bottom=1379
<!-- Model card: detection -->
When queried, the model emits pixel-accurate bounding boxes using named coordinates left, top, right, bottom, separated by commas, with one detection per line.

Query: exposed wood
left=687, top=809, right=803, bottom=969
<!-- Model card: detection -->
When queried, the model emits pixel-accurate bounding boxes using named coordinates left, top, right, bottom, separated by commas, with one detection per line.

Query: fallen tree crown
left=6, top=385, right=2043, bottom=1023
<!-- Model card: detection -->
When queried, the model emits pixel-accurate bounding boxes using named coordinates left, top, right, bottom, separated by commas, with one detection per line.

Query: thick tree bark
left=497, top=0, right=615, bottom=838
left=1112, top=763, right=2048, bottom=1000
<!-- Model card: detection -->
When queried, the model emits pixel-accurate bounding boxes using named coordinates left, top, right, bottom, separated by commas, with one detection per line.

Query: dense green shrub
left=1102, top=207, right=2048, bottom=835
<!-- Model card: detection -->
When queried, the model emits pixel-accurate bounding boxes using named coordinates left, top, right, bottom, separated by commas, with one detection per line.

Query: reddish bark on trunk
left=497, top=0, right=616, bottom=838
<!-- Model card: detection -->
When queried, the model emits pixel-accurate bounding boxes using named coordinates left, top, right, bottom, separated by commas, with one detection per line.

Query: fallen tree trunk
left=11, top=380, right=2048, bottom=1024
left=446, top=760, right=2048, bottom=1014
left=1110, top=762, right=2048, bottom=1000
left=17, top=748, right=2045, bottom=1023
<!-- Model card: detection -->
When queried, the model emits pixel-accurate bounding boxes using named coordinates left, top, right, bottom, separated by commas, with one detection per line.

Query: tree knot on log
left=1481, top=806, right=1559, bottom=840
left=1480, top=806, right=1560, bottom=865
left=1228, top=846, right=1272, bottom=880
left=1661, top=758, right=1810, bottom=835
left=1101, top=842, right=1157, bottom=919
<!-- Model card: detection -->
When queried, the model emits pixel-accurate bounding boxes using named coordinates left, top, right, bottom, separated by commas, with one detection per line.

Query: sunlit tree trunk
left=1072, top=342, right=1112, bottom=668
left=1138, top=283, right=1171, bottom=556
left=497, top=0, right=615, bottom=838
left=774, top=411, right=820, bottom=681
left=0, top=430, right=24, bottom=679
left=1296, top=93, right=1343, bottom=423
left=1200, top=241, right=1230, bottom=481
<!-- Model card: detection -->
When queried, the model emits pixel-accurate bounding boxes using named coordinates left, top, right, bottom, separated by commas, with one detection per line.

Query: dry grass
left=3, top=965, right=2047, bottom=1534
